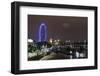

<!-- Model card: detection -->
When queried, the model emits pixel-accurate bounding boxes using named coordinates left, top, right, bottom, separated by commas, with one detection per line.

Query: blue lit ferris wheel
left=38, top=22, right=47, bottom=42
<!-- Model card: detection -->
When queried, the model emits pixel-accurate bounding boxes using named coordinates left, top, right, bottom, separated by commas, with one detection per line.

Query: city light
left=28, top=21, right=87, bottom=61
left=49, top=38, right=53, bottom=44
left=28, top=39, right=33, bottom=43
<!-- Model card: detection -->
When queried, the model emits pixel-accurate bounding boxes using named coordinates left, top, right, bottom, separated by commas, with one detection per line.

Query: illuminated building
left=49, top=38, right=53, bottom=44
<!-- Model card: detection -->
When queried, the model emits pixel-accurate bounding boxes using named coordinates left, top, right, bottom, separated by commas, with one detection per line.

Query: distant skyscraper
left=38, top=22, right=47, bottom=42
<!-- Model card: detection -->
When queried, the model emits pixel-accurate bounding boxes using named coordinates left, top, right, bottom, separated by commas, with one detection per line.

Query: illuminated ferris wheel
left=38, top=22, right=47, bottom=42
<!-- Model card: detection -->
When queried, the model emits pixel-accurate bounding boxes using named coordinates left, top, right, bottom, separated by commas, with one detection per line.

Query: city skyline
left=28, top=15, right=88, bottom=41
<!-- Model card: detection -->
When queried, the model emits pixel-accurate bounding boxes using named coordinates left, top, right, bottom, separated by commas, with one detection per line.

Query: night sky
left=28, top=15, right=88, bottom=41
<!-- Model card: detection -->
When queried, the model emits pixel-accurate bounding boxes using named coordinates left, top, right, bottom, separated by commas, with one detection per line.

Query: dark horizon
left=28, top=15, right=88, bottom=42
